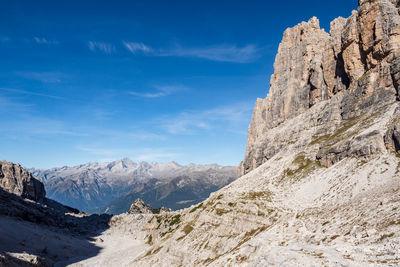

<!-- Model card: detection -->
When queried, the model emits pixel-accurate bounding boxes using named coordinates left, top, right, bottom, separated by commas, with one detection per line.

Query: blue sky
left=0, top=0, right=357, bottom=168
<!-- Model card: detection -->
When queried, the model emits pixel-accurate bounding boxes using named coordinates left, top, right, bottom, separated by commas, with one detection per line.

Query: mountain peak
left=239, top=0, right=400, bottom=176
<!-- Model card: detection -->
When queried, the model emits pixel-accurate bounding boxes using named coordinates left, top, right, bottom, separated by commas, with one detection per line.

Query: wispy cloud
left=122, top=42, right=261, bottom=63
left=88, top=41, right=116, bottom=54
left=123, top=41, right=152, bottom=54
left=0, top=88, right=64, bottom=100
left=0, top=95, right=32, bottom=113
left=77, top=146, right=117, bottom=156
left=77, top=146, right=179, bottom=162
left=33, top=37, right=59, bottom=45
left=134, top=152, right=179, bottom=162
left=0, top=115, right=87, bottom=138
left=161, top=102, right=253, bottom=135
left=160, top=44, right=261, bottom=63
left=15, top=71, right=66, bottom=83
left=127, top=85, right=187, bottom=98
left=98, top=129, right=166, bottom=141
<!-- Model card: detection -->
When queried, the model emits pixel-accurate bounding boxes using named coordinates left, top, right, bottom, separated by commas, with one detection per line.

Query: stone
left=0, top=160, right=45, bottom=202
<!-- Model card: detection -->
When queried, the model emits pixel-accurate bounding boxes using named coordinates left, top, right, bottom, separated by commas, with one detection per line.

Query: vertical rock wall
left=239, top=0, right=400, bottom=176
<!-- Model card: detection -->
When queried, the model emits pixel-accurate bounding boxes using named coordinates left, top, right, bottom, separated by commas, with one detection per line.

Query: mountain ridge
left=30, top=158, right=237, bottom=213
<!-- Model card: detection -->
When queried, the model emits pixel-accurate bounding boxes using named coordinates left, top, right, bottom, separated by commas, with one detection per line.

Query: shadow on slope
left=0, top=188, right=112, bottom=266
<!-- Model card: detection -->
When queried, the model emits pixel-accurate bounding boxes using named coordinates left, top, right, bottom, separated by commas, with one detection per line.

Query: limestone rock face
left=128, top=198, right=171, bottom=214
left=0, top=160, right=45, bottom=202
left=239, top=0, right=400, bottom=176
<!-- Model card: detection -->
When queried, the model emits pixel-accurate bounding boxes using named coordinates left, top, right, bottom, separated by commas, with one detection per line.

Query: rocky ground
left=128, top=97, right=400, bottom=266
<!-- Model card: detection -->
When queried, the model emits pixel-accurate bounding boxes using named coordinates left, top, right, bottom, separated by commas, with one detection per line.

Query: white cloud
left=0, top=95, right=32, bottom=113
left=122, top=42, right=261, bottom=63
left=77, top=146, right=179, bottom=162
left=98, top=129, right=166, bottom=141
left=15, top=71, right=66, bottom=83
left=0, top=87, right=64, bottom=100
left=33, top=37, right=59, bottom=45
left=0, top=115, right=87, bottom=138
left=123, top=41, right=153, bottom=54
left=133, top=152, right=179, bottom=162
left=88, top=41, right=116, bottom=54
left=161, top=102, right=254, bottom=135
left=127, top=85, right=187, bottom=98
left=160, top=44, right=261, bottom=63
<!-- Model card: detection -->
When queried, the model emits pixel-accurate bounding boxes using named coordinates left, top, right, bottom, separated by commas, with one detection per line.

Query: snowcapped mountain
left=30, top=159, right=237, bottom=213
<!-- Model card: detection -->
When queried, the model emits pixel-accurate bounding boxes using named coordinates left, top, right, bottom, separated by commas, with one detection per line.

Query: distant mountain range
left=30, top=158, right=237, bottom=214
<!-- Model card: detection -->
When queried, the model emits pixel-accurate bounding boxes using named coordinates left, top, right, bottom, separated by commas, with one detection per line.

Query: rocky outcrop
left=384, top=108, right=400, bottom=152
left=239, top=0, right=400, bottom=176
left=0, top=160, right=45, bottom=202
left=128, top=199, right=171, bottom=214
left=128, top=199, right=155, bottom=214
left=0, top=161, right=112, bottom=267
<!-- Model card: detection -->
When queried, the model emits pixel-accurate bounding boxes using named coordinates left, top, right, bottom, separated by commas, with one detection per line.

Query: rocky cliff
left=0, top=160, right=45, bottom=202
left=0, top=161, right=112, bottom=266
left=117, top=1, right=400, bottom=265
left=239, top=0, right=400, bottom=176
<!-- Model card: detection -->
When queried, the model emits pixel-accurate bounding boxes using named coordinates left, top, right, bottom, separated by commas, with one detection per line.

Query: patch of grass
left=379, top=232, right=395, bottom=241
left=322, top=221, right=330, bottom=226
left=392, top=207, right=398, bottom=211
left=244, top=191, right=272, bottom=201
left=282, top=154, right=324, bottom=180
left=176, top=223, right=194, bottom=241
left=313, top=252, right=324, bottom=258
left=267, top=208, right=275, bottom=214
left=183, top=224, right=194, bottom=235
left=169, top=214, right=181, bottom=226
left=309, top=134, right=331, bottom=146
left=143, top=246, right=163, bottom=257
left=309, top=115, right=362, bottom=147
left=228, top=202, right=236, bottom=207
left=215, top=208, right=230, bottom=216
left=189, top=203, right=203, bottom=213
left=331, top=234, right=340, bottom=240
left=358, top=72, right=368, bottom=81
left=258, top=210, right=265, bottom=216
left=147, top=234, right=153, bottom=245
left=216, top=194, right=224, bottom=200
left=284, top=168, right=295, bottom=176
left=235, top=255, right=248, bottom=263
